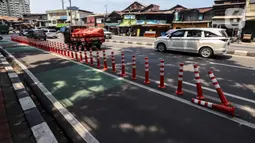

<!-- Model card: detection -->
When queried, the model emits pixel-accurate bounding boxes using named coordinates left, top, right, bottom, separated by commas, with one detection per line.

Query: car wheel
left=199, top=47, right=213, bottom=58
left=157, top=43, right=166, bottom=52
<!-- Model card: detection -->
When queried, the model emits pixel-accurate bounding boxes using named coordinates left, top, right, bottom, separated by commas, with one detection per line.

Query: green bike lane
left=1, top=41, right=255, bottom=143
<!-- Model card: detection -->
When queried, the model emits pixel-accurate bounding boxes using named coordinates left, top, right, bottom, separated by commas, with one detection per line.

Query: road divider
left=10, top=36, right=242, bottom=116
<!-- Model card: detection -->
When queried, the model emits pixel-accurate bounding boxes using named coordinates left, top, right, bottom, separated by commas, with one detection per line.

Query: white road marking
left=19, top=96, right=36, bottom=111
left=182, top=81, right=255, bottom=104
left=2, top=48, right=99, bottom=143
left=209, top=62, right=255, bottom=71
left=22, top=47, right=255, bottom=130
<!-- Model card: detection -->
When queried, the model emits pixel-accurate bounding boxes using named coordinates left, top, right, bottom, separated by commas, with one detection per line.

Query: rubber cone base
left=176, top=90, right=184, bottom=95
left=144, top=80, right=151, bottom=84
left=158, top=85, right=166, bottom=89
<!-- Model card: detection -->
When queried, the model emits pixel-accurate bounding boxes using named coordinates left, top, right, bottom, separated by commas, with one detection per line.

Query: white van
left=154, top=28, right=229, bottom=58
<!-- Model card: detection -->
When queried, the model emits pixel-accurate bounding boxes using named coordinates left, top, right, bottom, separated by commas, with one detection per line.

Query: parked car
left=26, top=29, right=47, bottom=41
left=19, top=29, right=29, bottom=36
left=242, top=31, right=253, bottom=42
left=103, top=28, right=112, bottom=39
left=43, top=29, right=58, bottom=39
left=154, top=28, right=229, bottom=58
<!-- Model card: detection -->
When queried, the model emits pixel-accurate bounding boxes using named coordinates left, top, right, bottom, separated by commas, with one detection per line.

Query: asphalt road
left=1, top=38, right=255, bottom=143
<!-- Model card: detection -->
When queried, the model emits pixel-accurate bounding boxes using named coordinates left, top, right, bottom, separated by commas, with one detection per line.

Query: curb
left=0, top=47, right=98, bottom=143
left=105, top=40, right=255, bottom=57
left=0, top=53, right=58, bottom=143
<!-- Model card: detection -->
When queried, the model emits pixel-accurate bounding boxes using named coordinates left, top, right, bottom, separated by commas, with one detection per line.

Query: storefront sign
left=124, top=15, right=136, bottom=20
left=136, top=20, right=167, bottom=25
left=57, top=23, right=67, bottom=27
left=59, top=16, right=67, bottom=20
left=136, top=20, right=145, bottom=25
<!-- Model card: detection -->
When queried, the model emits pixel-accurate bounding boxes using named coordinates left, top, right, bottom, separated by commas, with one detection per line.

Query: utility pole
left=104, top=5, right=107, bottom=29
left=68, top=0, right=72, bottom=26
left=61, top=0, right=64, bottom=10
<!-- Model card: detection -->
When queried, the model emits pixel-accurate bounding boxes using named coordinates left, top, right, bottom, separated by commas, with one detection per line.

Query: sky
left=30, top=0, right=215, bottom=14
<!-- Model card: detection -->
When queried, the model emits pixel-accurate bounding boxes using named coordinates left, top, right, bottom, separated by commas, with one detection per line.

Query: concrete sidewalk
left=1, top=40, right=255, bottom=143
left=107, top=37, right=255, bottom=57
left=0, top=54, right=57, bottom=143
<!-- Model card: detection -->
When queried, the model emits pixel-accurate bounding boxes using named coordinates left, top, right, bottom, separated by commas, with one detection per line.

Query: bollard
left=111, top=52, right=116, bottom=72
left=103, top=50, right=108, bottom=70
left=90, top=48, right=94, bottom=66
left=67, top=49, right=70, bottom=57
left=158, top=60, right=166, bottom=88
left=208, top=71, right=230, bottom=106
left=121, top=51, right=127, bottom=77
left=75, top=50, right=78, bottom=60
left=132, top=56, right=136, bottom=80
left=144, top=57, right=150, bottom=84
left=80, top=51, right=83, bottom=62
left=176, top=63, right=184, bottom=95
left=194, top=65, right=205, bottom=100
left=84, top=49, right=88, bottom=64
left=97, top=50, right=101, bottom=68
left=71, top=50, right=74, bottom=59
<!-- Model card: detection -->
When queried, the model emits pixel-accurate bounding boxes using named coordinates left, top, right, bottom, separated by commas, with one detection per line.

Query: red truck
left=63, top=26, right=105, bottom=50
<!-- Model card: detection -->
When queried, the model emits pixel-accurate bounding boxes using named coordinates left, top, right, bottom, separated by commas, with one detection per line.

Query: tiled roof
left=181, top=7, right=212, bottom=13
left=0, top=16, right=19, bottom=21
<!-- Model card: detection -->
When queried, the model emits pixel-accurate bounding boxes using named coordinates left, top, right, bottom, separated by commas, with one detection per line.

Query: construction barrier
left=144, top=57, right=150, bottom=84
left=176, top=63, right=184, bottom=95
left=193, top=64, right=205, bottom=100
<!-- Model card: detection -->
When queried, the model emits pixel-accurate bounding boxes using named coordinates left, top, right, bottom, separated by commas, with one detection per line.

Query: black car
left=26, top=29, right=46, bottom=41
left=19, top=29, right=29, bottom=36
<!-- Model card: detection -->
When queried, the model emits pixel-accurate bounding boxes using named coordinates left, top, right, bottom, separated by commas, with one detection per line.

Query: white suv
left=154, top=28, right=229, bottom=58
left=43, top=29, right=58, bottom=39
